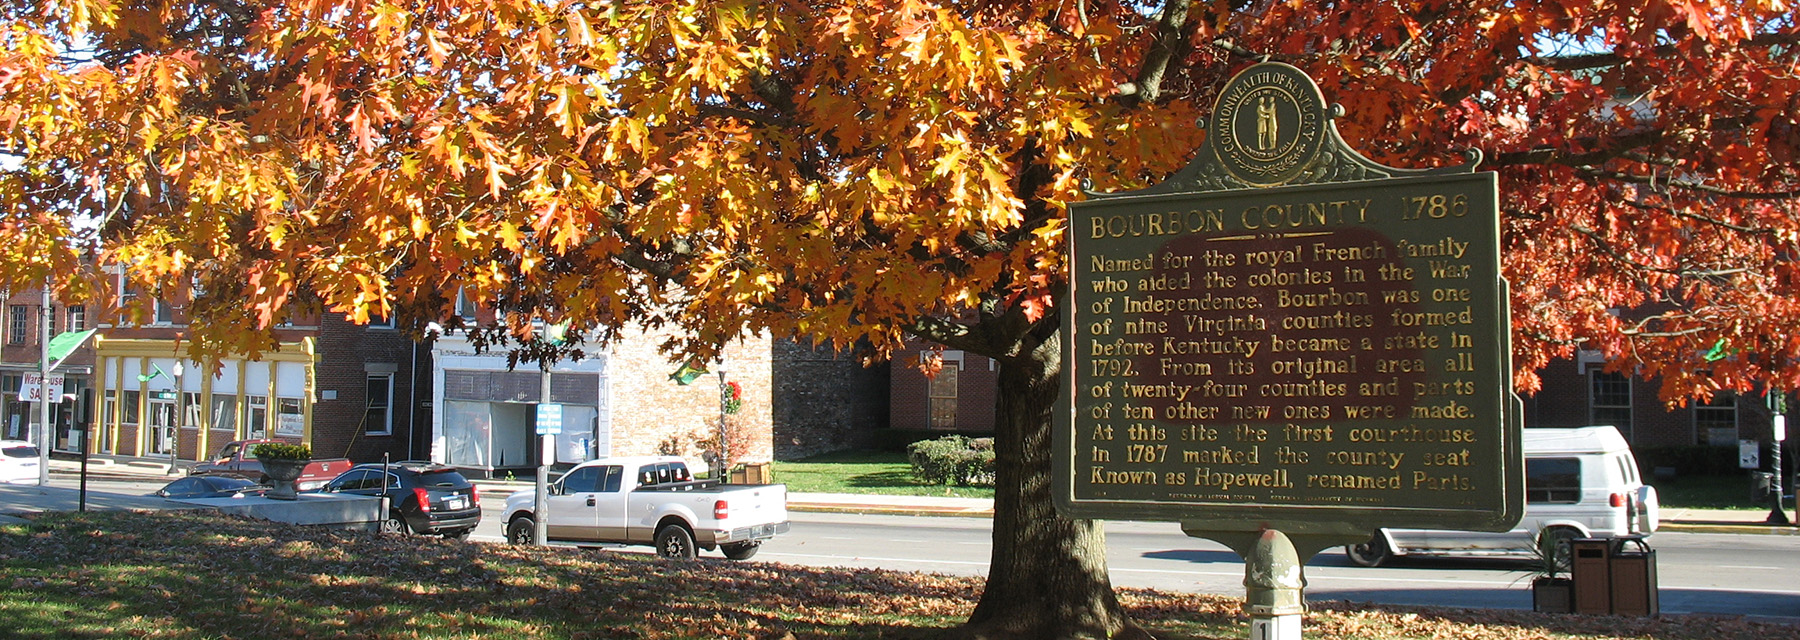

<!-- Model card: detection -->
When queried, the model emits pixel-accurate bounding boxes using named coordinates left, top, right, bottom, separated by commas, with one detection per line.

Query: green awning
left=46, top=329, right=96, bottom=371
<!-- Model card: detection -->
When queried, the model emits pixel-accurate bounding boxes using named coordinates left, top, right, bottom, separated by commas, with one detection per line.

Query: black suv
left=323, top=462, right=481, bottom=539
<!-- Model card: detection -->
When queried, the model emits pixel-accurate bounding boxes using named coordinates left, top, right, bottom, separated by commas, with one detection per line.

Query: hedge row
left=906, top=435, right=996, bottom=487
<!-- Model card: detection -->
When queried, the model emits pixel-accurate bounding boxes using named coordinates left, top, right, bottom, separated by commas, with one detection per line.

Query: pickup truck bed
left=502, top=456, right=789, bottom=560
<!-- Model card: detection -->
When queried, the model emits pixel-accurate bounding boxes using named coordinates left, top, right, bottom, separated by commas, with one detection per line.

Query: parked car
left=190, top=439, right=353, bottom=492
left=154, top=475, right=269, bottom=499
left=502, top=456, right=789, bottom=560
left=321, top=462, right=481, bottom=539
left=1345, top=425, right=1659, bottom=567
left=0, top=440, right=40, bottom=485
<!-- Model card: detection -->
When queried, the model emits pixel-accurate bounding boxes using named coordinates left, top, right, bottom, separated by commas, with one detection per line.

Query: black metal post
left=78, top=423, right=89, bottom=512
left=1769, top=392, right=1790, bottom=525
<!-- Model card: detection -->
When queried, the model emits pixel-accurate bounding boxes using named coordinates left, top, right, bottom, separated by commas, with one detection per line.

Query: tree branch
left=1524, top=32, right=1800, bottom=72
left=1118, top=0, right=1193, bottom=105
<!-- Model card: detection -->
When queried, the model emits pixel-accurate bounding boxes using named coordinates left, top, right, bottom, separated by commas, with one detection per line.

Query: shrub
left=907, top=436, right=995, bottom=487
left=1633, top=445, right=1740, bottom=477
left=251, top=442, right=312, bottom=461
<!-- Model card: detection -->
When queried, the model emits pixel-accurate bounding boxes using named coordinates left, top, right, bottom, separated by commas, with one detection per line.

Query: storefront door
left=147, top=400, right=176, bottom=455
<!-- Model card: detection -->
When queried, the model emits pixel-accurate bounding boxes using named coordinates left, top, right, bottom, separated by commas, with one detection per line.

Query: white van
left=1345, top=426, right=1658, bottom=567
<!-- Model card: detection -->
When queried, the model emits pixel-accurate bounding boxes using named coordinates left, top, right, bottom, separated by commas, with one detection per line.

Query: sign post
left=533, top=401, right=562, bottom=545
left=1059, top=62, right=1522, bottom=639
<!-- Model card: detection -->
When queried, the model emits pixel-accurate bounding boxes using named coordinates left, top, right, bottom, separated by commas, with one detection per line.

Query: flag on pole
left=668, top=361, right=708, bottom=385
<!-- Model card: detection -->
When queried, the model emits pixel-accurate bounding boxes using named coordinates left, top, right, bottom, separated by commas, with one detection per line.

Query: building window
left=153, top=298, right=174, bottom=325
left=368, top=313, right=396, bottom=329
left=117, top=275, right=137, bottom=308
left=8, top=305, right=28, bottom=344
left=1694, top=392, right=1738, bottom=446
left=67, top=305, right=84, bottom=332
left=274, top=397, right=304, bottom=436
left=365, top=374, right=393, bottom=435
left=927, top=359, right=960, bottom=429
left=246, top=395, right=268, bottom=439
left=122, top=390, right=141, bottom=424
left=1589, top=370, right=1632, bottom=441
left=210, top=396, right=237, bottom=433
left=182, top=392, right=202, bottom=428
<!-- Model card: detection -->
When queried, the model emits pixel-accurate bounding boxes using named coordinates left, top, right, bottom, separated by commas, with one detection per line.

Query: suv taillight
left=414, top=487, right=431, bottom=513
left=714, top=500, right=729, bottom=519
left=1609, top=492, right=1626, bottom=508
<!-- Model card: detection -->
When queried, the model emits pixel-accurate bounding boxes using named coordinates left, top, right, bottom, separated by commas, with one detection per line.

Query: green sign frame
left=1055, top=63, right=1522, bottom=535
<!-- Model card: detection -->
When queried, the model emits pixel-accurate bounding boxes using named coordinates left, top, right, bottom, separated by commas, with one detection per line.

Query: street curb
left=1657, top=522, right=1800, bottom=535
left=785, top=504, right=994, bottom=518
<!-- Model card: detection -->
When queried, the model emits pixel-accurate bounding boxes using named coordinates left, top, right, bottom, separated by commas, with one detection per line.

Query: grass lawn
left=1651, top=473, right=1776, bottom=511
left=6, top=511, right=1799, bottom=640
left=771, top=450, right=995, bottom=499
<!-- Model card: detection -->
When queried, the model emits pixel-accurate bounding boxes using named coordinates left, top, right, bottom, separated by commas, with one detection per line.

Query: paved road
left=27, top=475, right=1800, bottom=620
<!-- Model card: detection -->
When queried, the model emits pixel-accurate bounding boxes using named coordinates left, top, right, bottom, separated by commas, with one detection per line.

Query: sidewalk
left=41, top=455, right=1800, bottom=534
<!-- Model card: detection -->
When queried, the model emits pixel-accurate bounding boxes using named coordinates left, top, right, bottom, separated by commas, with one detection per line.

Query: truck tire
left=655, top=524, right=697, bottom=560
left=1345, top=533, right=1392, bottom=567
left=721, top=542, right=760, bottom=560
left=507, top=516, right=536, bottom=545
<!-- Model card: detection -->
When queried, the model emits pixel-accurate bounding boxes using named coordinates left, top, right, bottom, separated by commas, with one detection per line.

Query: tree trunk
left=950, top=321, right=1152, bottom=640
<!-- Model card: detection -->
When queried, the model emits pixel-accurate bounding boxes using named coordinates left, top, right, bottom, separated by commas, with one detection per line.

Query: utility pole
left=37, top=280, right=51, bottom=485
left=533, top=362, right=551, bottom=546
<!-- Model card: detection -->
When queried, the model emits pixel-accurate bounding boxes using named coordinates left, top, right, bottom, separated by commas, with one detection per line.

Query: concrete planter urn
left=1532, top=576, right=1573, bottom=613
left=252, top=443, right=313, bottom=501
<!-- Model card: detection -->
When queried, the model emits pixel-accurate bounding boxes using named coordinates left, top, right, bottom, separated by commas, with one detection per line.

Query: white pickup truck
left=501, top=456, right=789, bottom=560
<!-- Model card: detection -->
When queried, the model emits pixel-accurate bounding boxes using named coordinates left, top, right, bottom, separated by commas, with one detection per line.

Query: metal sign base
left=1186, top=524, right=1361, bottom=640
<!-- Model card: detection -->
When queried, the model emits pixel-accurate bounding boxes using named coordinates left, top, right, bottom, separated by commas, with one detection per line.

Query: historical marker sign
left=1057, top=63, right=1522, bottom=534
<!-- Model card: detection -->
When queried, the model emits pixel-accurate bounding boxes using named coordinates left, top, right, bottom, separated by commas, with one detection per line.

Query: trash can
left=1752, top=471, right=1777, bottom=503
left=1608, top=536, right=1659, bottom=616
left=1570, top=538, right=1613, bottom=614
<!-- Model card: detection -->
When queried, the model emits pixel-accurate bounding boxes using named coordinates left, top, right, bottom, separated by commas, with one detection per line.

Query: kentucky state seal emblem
left=1209, top=62, right=1328, bottom=187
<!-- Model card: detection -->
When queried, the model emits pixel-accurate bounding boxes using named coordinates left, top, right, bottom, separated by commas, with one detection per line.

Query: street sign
left=20, top=373, right=64, bottom=403
left=1740, top=439, right=1761, bottom=469
left=1057, top=62, right=1522, bottom=536
left=535, top=403, right=563, bottom=435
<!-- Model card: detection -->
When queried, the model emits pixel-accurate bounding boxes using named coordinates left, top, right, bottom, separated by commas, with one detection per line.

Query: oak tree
left=6, top=0, right=1800, bottom=637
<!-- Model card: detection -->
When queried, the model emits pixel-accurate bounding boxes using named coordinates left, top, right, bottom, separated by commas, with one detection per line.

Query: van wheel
left=1540, top=527, right=1580, bottom=572
left=1345, top=533, right=1392, bottom=567
left=655, top=525, right=697, bottom=560
left=506, top=517, right=536, bottom=545
left=721, top=542, right=760, bottom=560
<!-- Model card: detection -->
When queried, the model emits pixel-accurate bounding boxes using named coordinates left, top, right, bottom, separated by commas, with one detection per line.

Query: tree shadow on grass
left=840, top=469, right=922, bottom=488
left=6, top=512, right=1798, bottom=640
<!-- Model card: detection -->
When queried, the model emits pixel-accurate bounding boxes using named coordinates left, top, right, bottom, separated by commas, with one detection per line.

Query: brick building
left=8, top=268, right=888, bottom=469
left=88, top=287, right=423, bottom=465
left=426, top=325, right=776, bottom=477
left=1, top=287, right=95, bottom=451
left=1521, top=352, right=1780, bottom=451
left=888, top=343, right=999, bottom=433
left=887, top=337, right=1783, bottom=467
left=771, top=340, right=890, bottom=459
